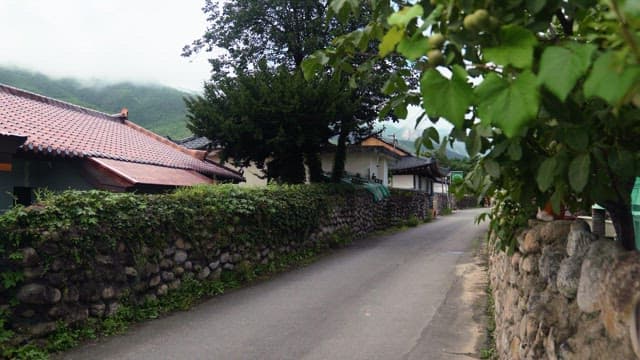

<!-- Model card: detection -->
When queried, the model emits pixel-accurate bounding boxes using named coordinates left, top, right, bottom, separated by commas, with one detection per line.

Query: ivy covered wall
left=0, top=184, right=431, bottom=356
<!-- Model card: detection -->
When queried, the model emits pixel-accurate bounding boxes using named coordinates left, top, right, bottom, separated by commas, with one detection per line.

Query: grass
left=480, top=283, right=497, bottom=359
left=479, top=236, right=498, bottom=360
left=2, top=246, right=325, bottom=360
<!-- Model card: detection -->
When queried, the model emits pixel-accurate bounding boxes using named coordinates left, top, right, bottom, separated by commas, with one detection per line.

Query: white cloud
left=0, top=0, right=217, bottom=91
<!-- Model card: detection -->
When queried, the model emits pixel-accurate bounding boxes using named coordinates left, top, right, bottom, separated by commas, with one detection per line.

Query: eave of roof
left=342, top=145, right=404, bottom=160
left=358, top=135, right=412, bottom=157
left=390, top=156, right=447, bottom=181
left=88, top=158, right=213, bottom=187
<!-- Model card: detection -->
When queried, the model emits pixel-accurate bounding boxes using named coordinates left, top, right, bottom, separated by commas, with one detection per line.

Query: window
left=13, top=187, right=32, bottom=206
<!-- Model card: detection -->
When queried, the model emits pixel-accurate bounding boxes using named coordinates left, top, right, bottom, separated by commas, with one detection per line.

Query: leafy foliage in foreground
left=304, top=0, right=640, bottom=249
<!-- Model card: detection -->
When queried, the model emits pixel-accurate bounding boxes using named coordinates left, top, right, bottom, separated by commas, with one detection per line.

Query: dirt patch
left=403, top=232, right=490, bottom=360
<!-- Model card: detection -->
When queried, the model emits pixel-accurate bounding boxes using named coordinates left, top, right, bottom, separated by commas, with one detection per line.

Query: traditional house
left=320, top=135, right=447, bottom=191
left=390, top=156, right=447, bottom=195
left=0, top=84, right=243, bottom=211
left=319, top=135, right=408, bottom=185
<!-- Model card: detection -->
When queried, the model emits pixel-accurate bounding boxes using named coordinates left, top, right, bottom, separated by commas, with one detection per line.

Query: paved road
left=63, top=208, right=488, bottom=360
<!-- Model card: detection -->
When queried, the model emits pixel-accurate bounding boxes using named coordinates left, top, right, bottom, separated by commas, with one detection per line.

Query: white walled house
left=320, top=135, right=447, bottom=192
left=389, top=156, right=447, bottom=194
left=320, top=147, right=399, bottom=185
left=319, top=135, right=410, bottom=184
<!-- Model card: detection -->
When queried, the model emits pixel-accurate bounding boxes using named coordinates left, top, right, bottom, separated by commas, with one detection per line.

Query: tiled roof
left=0, top=83, right=242, bottom=180
left=175, top=135, right=212, bottom=150
left=89, top=158, right=213, bottom=187
left=390, top=156, right=433, bottom=171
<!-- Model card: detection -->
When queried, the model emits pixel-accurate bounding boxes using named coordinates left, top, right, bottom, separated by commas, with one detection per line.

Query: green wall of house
left=0, top=158, right=93, bottom=212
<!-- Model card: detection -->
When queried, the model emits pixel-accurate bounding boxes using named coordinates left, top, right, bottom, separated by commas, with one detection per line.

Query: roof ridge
left=0, top=82, right=120, bottom=121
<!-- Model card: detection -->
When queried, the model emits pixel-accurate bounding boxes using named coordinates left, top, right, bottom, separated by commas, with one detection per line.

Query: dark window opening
left=13, top=187, right=32, bottom=206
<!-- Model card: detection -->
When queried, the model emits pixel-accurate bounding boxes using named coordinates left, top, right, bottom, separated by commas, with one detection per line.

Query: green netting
left=632, top=178, right=640, bottom=250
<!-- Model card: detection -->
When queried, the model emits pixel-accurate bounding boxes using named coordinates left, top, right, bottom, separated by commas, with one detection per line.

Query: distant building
left=0, top=84, right=242, bottom=211
left=320, top=135, right=448, bottom=193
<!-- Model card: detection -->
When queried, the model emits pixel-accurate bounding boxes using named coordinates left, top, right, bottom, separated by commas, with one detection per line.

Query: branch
left=555, top=9, right=573, bottom=36
left=610, top=0, right=640, bottom=63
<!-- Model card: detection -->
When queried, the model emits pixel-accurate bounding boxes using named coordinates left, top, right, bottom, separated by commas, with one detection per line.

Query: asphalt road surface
left=62, top=208, right=489, bottom=360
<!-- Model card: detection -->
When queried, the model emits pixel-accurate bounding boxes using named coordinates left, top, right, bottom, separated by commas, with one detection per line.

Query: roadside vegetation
left=0, top=185, right=430, bottom=359
left=304, top=0, right=640, bottom=250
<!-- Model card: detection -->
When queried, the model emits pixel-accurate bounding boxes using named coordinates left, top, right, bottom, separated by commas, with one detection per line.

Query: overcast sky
left=0, top=0, right=214, bottom=92
left=0, top=0, right=455, bottom=143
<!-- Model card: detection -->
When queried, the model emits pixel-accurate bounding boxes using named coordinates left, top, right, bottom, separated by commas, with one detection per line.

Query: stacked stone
left=489, top=219, right=639, bottom=360
left=3, top=189, right=431, bottom=346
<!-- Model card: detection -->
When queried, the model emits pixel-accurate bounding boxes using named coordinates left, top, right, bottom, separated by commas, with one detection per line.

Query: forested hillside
left=0, top=67, right=192, bottom=138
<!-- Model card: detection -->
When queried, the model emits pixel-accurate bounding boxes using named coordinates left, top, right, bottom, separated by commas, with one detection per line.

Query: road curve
left=62, top=208, right=489, bottom=360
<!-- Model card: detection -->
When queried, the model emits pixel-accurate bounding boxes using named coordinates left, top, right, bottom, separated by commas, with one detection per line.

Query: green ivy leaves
left=536, top=153, right=591, bottom=193
left=420, top=65, right=473, bottom=128
left=537, top=157, right=557, bottom=192
left=584, top=51, right=640, bottom=105
left=387, top=5, right=423, bottom=27
left=538, top=43, right=597, bottom=101
left=484, top=25, right=538, bottom=69
left=379, top=5, right=425, bottom=58
left=476, top=71, right=540, bottom=138
left=379, top=26, right=404, bottom=57
left=568, top=154, right=591, bottom=193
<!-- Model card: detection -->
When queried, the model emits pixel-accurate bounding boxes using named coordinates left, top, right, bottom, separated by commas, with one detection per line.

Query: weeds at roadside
left=1, top=247, right=325, bottom=360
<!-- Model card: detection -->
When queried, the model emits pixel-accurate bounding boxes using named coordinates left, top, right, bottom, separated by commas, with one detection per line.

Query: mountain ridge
left=0, top=66, right=193, bottom=138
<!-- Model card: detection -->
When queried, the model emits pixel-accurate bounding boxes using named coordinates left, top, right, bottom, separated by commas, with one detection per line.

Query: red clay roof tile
left=0, top=83, right=242, bottom=181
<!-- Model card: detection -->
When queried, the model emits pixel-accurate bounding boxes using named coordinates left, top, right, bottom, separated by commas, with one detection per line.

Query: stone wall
left=489, top=219, right=640, bottom=359
left=433, top=192, right=451, bottom=214
left=3, top=189, right=431, bottom=345
left=454, top=195, right=481, bottom=209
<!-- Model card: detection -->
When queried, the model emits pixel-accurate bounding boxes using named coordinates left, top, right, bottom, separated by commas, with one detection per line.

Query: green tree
left=304, top=0, right=640, bottom=248
left=186, top=63, right=363, bottom=183
left=184, top=0, right=406, bottom=183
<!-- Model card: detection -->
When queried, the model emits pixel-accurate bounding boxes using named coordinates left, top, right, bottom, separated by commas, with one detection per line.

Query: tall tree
left=305, top=0, right=640, bottom=248
left=184, top=0, right=403, bottom=182
left=185, top=63, right=363, bottom=183
left=183, top=0, right=330, bottom=77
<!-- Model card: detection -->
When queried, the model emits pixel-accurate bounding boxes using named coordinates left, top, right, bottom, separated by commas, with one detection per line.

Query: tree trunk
left=603, top=201, right=635, bottom=250
left=331, top=120, right=351, bottom=183
left=267, top=150, right=306, bottom=184
left=280, top=150, right=306, bottom=184
left=305, top=150, right=323, bottom=183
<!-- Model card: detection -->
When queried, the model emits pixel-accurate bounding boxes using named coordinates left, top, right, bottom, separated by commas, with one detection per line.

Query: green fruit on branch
left=428, top=33, right=445, bottom=49
left=427, top=49, right=444, bottom=66
left=463, top=14, right=479, bottom=31
left=463, top=9, right=491, bottom=32
left=474, top=9, right=489, bottom=27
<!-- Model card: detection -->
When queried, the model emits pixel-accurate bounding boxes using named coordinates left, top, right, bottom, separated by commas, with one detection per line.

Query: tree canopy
left=184, top=0, right=405, bottom=183
left=182, top=0, right=330, bottom=77
left=185, top=62, right=365, bottom=183
left=304, top=0, right=640, bottom=248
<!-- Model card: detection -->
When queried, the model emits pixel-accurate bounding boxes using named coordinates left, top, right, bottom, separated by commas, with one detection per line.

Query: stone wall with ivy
left=0, top=185, right=431, bottom=353
left=489, top=219, right=640, bottom=359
